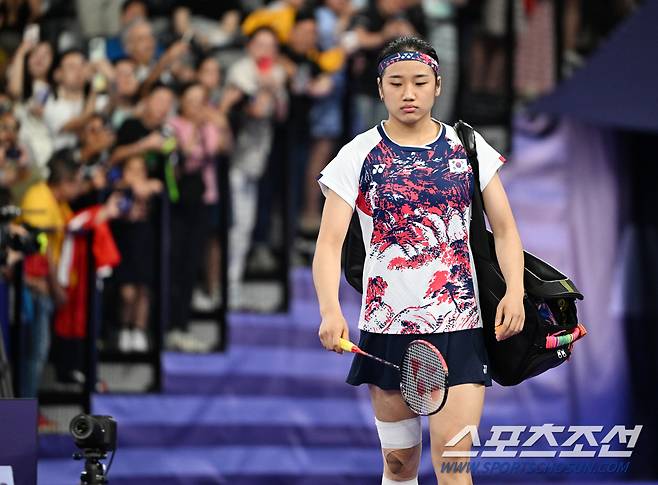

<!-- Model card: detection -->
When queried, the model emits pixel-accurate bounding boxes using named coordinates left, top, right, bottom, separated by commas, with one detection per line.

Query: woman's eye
left=416, top=82, right=428, bottom=86
left=390, top=83, right=402, bottom=87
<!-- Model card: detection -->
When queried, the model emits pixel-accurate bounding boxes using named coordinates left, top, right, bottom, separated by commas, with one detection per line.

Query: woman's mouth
left=401, top=106, right=417, bottom=113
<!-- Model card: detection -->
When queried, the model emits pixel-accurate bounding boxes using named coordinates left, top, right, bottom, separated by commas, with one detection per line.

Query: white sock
left=382, top=476, right=418, bottom=485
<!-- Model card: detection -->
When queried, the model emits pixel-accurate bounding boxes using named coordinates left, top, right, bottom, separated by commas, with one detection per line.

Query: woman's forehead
left=381, top=60, right=435, bottom=78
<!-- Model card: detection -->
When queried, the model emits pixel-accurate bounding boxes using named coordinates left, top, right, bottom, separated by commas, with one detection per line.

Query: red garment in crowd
left=53, top=207, right=121, bottom=339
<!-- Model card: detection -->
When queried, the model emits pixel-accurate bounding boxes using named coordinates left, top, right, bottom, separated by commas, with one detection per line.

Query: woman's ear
left=377, top=77, right=383, bottom=101
left=435, top=76, right=442, bottom=97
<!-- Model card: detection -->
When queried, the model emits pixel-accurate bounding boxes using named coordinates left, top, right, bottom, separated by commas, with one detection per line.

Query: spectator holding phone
left=166, top=82, right=228, bottom=349
left=69, top=113, right=114, bottom=211
left=110, top=84, right=174, bottom=179
left=108, top=58, right=140, bottom=130
left=193, top=57, right=231, bottom=310
left=111, top=154, right=162, bottom=353
left=196, top=56, right=223, bottom=107
left=8, top=33, right=54, bottom=173
left=219, top=27, right=287, bottom=303
left=7, top=34, right=53, bottom=103
left=280, top=12, right=334, bottom=237
left=42, top=49, right=101, bottom=152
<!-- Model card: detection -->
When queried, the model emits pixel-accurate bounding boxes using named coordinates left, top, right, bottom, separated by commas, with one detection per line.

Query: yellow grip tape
left=339, top=338, right=355, bottom=353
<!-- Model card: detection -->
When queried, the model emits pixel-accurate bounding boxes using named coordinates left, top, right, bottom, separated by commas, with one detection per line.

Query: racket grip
left=339, top=338, right=357, bottom=353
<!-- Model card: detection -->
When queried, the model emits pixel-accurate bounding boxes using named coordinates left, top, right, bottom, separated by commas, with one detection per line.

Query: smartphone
left=32, top=84, right=50, bottom=106
left=23, top=24, right=40, bottom=44
left=88, top=37, right=107, bottom=62
left=117, top=188, right=134, bottom=215
left=92, top=74, right=108, bottom=93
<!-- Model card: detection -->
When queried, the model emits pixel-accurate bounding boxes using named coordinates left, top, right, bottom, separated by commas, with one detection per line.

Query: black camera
left=69, top=414, right=117, bottom=453
left=0, top=206, right=43, bottom=266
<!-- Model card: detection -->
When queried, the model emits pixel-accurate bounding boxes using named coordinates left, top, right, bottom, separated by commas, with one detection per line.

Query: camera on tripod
left=70, top=414, right=117, bottom=453
left=69, top=414, right=118, bottom=485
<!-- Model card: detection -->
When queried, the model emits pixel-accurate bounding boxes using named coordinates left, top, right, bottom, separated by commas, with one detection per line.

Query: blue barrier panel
left=0, top=399, right=37, bottom=485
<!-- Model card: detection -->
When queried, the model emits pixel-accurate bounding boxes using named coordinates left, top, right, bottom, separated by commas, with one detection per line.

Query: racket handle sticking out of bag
left=339, top=338, right=449, bottom=416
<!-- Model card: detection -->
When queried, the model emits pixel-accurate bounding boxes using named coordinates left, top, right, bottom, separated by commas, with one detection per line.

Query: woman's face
left=123, top=156, right=147, bottom=185
left=197, top=58, right=221, bottom=91
left=144, top=87, right=174, bottom=127
left=115, top=60, right=139, bottom=97
left=325, top=0, right=349, bottom=13
left=0, top=113, right=19, bottom=147
left=28, top=42, right=54, bottom=80
left=378, top=59, right=440, bottom=126
left=248, top=30, right=279, bottom=63
left=181, top=85, right=207, bottom=120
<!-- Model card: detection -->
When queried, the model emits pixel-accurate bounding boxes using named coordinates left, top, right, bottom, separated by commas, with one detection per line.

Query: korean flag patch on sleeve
left=449, top=158, right=468, bottom=174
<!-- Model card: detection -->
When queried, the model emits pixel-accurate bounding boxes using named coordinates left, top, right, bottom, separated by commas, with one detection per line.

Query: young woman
left=313, top=36, right=525, bottom=484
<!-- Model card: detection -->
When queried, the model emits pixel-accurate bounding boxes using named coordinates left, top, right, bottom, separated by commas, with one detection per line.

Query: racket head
left=399, top=339, right=449, bottom=416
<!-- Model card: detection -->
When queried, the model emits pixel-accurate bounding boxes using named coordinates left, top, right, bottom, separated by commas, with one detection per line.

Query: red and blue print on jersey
left=319, top=121, right=505, bottom=334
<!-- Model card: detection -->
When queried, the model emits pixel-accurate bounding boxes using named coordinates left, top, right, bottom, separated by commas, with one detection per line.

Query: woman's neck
left=57, top=86, right=83, bottom=101
left=383, top=115, right=440, bottom=146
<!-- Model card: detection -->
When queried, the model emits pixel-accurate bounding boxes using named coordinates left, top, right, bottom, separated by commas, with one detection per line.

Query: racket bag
left=456, top=120, right=587, bottom=386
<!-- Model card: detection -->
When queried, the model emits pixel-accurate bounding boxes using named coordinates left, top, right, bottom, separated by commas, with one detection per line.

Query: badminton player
left=313, top=36, right=525, bottom=484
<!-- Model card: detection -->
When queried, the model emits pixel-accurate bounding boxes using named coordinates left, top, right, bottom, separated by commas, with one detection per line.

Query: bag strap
left=453, top=120, right=491, bottom=261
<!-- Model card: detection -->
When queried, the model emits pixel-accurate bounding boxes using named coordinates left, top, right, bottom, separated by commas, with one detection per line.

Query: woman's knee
left=382, top=444, right=422, bottom=481
left=369, top=387, right=423, bottom=481
left=375, top=417, right=422, bottom=481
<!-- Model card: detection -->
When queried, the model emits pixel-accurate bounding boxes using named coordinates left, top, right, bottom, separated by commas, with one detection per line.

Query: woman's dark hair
left=47, top=149, right=80, bottom=185
left=377, top=36, right=439, bottom=75
left=196, top=54, right=220, bottom=72
left=21, top=41, right=55, bottom=101
left=248, top=25, right=279, bottom=43
left=177, top=81, right=205, bottom=97
left=176, top=81, right=207, bottom=114
left=121, top=0, right=149, bottom=16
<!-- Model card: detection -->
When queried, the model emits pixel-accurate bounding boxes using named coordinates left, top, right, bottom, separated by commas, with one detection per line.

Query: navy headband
left=377, top=51, right=440, bottom=77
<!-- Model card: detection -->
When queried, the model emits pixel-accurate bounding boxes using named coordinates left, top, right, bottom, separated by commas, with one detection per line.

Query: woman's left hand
left=494, top=291, right=525, bottom=341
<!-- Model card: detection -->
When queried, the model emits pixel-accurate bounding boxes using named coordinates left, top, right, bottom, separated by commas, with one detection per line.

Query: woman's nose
left=402, top=83, right=415, bottom=100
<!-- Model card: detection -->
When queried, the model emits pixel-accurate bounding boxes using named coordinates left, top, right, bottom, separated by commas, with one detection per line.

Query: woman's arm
left=313, top=189, right=353, bottom=353
left=7, top=41, right=31, bottom=100
left=482, top=173, right=525, bottom=341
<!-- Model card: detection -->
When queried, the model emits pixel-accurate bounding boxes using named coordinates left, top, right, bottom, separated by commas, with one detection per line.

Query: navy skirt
left=346, top=328, right=492, bottom=390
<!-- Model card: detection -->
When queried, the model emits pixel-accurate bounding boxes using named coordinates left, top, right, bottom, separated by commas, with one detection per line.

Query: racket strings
left=400, top=341, right=448, bottom=415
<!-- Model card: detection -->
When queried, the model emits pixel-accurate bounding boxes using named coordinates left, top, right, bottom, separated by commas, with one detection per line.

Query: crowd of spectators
left=0, top=0, right=638, bottom=410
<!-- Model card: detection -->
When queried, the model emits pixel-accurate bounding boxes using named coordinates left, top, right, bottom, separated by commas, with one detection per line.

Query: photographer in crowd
left=19, top=151, right=79, bottom=400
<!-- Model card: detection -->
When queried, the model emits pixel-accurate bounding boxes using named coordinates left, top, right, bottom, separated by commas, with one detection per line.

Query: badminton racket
left=340, top=338, right=449, bottom=416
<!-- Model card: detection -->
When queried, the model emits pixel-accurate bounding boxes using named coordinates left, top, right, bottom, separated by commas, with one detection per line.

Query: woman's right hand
left=318, top=311, right=350, bottom=354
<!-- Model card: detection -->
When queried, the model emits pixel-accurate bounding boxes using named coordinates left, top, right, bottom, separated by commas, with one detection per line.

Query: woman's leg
left=24, top=292, right=53, bottom=398
left=134, top=285, right=150, bottom=331
left=300, top=137, right=335, bottom=231
left=206, top=235, right=221, bottom=301
left=369, top=385, right=422, bottom=484
left=119, top=284, right=137, bottom=327
left=428, top=383, right=486, bottom=485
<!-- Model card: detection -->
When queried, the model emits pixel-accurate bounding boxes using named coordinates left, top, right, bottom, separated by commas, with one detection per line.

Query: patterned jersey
left=319, top=121, right=505, bottom=334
